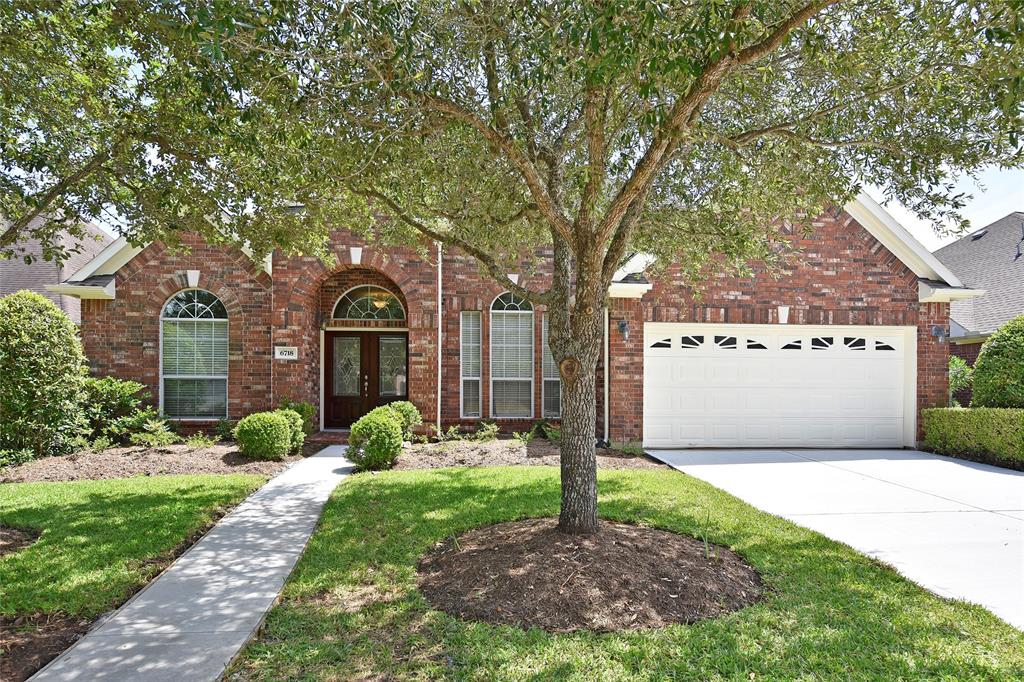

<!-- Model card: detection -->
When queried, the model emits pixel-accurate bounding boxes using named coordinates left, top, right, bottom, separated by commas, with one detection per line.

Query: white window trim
left=158, top=289, right=229, bottom=420
left=330, top=284, right=406, bottom=321
left=489, top=294, right=534, bottom=420
left=541, top=314, right=561, bottom=419
left=460, top=311, right=482, bottom=418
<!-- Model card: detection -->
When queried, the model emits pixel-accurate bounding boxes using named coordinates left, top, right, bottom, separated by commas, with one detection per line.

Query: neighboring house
left=51, top=193, right=979, bottom=448
left=0, top=222, right=113, bottom=323
left=934, top=211, right=1024, bottom=365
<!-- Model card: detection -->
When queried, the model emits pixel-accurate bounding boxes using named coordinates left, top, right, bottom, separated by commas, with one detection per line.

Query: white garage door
left=643, top=323, right=916, bottom=448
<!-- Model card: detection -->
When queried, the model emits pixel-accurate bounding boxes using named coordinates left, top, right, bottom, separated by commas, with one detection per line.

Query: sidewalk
left=32, top=445, right=352, bottom=681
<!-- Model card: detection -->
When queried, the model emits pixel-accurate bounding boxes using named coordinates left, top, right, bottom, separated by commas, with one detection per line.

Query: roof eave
left=45, top=280, right=116, bottom=300
left=845, top=192, right=966, bottom=288
left=918, top=280, right=986, bottom=303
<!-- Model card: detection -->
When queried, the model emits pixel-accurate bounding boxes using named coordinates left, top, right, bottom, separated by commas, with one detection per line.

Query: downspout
left=603, top=307, right=610, bottom=444
left=436, top=241, right=443, bottom=434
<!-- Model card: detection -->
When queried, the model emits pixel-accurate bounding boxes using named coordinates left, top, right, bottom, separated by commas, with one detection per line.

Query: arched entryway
left=320, top=268, right=410, bottom=428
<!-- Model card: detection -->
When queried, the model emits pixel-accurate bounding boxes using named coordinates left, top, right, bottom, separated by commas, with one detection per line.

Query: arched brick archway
left=270, top=238, right=440, bottom=430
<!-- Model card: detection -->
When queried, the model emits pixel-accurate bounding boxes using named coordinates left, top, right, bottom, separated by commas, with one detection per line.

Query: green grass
left=0, top=474, right=263, bottom=617
left=229, top=467, right=1024, bottom=681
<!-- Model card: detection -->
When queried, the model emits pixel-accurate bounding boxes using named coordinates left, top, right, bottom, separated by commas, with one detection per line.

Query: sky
left=873, top=166, right=1024, bottom=252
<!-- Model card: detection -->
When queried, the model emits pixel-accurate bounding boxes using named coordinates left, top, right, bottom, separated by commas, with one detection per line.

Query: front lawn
left=229, top=467, right=1024, bottom=680
left=1, top=474, right=263, bottom=680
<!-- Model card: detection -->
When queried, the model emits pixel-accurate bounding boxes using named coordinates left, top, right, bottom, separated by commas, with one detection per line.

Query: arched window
left=161, top=289, right=228, bottom=418
left=490, top=292, right=534, bottom=418
left=332, top=285, right=405, bottom=320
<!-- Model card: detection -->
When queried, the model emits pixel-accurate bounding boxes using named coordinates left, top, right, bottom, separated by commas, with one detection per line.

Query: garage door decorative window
left=490, top=292, right=533, bottom=418
left=161, top=289, right=228, bottom=419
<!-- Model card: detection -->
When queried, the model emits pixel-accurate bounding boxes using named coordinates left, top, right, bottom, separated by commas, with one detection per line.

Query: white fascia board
left=845, top=192, right=965, bottom=287
left=66, top=237, right=144, bottom=282
left=918, top=281, right=986, bottom=303
left=608, top=282, right=653, bottom=298
left=46, top=280, right=115, bottom=300
left=612, top=253, right=656, bottom=282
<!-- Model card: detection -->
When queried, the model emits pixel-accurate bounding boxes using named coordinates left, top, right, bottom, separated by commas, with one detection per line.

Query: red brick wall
left=608, top=208, right=947, bottom=444
left=79, top=209, right=948, bottom=444
left=81, top=233, right=274, bottom=423
left=952, top=341, right=983, bottom=365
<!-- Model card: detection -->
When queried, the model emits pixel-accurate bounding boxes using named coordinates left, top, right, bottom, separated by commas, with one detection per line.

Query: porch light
left=931, top=324, right=948, bottom=343
left=618, top=319, right=630, bottom=340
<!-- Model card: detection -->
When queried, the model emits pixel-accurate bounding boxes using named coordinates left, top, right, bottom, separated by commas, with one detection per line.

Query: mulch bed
left=417, top=517, right=763, bottom=632
left=0, top=444, right=306, bottom=484
left=0, top=614, right=92, bottom=682
left=397, top=438, right=665, bottom=471
left=0, top=526, right=40, bottom=558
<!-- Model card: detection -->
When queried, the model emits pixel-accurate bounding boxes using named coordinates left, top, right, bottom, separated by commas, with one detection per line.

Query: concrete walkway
left=648, top=449, right=1024, bottom=630
left=33, top=445, right=352, bottom=682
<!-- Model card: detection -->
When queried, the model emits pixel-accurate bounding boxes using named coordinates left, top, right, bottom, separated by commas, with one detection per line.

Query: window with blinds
left=161, top=289, right=228, bottom=418
left=541, top=314, right=561, bottom=418
left=490, top=293, right=533, bottom=418
left=460, top=311, right=482, bottom=417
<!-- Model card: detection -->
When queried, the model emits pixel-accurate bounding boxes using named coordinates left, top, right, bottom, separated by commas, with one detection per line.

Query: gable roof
left=934, top=211, right=1024, bottom=337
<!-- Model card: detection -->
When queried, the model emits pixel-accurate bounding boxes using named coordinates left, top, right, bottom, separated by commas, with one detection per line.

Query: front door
left=324, top=331, right=408, bottom=428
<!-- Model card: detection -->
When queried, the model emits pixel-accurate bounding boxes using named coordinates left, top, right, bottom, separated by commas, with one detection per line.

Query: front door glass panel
left=332, top=336, right=361, bottom=396
left=379, top=336, right=407, bottom=396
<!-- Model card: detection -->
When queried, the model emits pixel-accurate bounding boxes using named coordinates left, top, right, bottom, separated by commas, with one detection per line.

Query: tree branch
left=416, top=93, right=574, bottom=243
left=351, top=186, right=550, bottom=304
left=735, top=0, right=841, bottom=65
left=0, top=145, right=115, bottom=247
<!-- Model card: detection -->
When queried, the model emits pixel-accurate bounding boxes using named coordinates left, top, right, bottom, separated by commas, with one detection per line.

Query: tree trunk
left=557, top=350, right=600, bottom=534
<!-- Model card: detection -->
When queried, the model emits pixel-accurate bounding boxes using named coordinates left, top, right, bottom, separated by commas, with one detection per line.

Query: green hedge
left=922, top=408, right=1024, bottom=469
left=234, top=411, right=292, bottom=461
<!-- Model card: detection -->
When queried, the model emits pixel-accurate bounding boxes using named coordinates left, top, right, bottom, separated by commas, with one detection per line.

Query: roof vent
left=970, top=229, right=988, bottom=241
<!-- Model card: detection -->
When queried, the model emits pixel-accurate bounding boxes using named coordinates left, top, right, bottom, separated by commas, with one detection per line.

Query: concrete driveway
left=647, top=449, right=1024, bottom=630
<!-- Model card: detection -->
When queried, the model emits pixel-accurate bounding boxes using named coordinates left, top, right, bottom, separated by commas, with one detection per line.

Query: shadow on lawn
left=0, top=478, right=257, bottom=618
left=246, top=467, right=1024, bottom=681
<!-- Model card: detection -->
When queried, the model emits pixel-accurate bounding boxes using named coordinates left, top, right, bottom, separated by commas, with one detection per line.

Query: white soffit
left=46, top=280, right=115, bottom=300
left=66, top=237, right=143, bottom=282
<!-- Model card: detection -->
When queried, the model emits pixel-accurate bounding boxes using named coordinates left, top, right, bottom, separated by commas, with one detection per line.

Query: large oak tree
left=3, top=1, right=1022, bottom=533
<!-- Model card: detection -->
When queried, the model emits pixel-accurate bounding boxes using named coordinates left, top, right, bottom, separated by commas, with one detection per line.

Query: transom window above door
left=333, top=285, right=405, bottom=320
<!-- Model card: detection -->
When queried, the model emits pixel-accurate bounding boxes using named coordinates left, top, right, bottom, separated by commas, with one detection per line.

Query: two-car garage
left=642, top=323, right=917, bottom=449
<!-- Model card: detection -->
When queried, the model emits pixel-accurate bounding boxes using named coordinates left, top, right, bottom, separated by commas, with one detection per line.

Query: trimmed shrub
left=0, top=290, right=87, bottom=457
left=81, top=376, right=151, bottom=443
left=948, top=355, right=973, bottom=406
left=387, top=400, right=422, bottom=439
left=922, top=407, right=1024, bottom=468
left=348, top=406, right=403, bottom=471
left=275, top=408, right=306, bottom=453
left=128, top=418, right=181, bottom=447
left=234, top=411, right=292, bottom=461
left=972, top=315, right=1024, bottom=408
left=279, top=397, right=316, bottom=435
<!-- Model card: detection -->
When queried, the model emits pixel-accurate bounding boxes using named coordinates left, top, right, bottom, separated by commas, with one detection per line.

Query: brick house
left=51, top=193, right=979, bottom=448
left=934, top=212, right=1023, bottom=371
left=0, top=220, right=112, bottom=324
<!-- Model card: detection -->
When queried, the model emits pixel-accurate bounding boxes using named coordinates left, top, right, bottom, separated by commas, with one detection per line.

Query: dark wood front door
left=324, top=331, right=408, bottom=428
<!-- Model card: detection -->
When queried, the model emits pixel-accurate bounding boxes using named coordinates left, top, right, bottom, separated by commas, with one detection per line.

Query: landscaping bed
left=397, top=438, right=664, bottom=470
left=0, top=443, right=306, bottom=483
left=228, top=467, right=1024, bottom=680
left=0, top=474, right=263, bottom=681
left=418, top=517, right=762, bottom=632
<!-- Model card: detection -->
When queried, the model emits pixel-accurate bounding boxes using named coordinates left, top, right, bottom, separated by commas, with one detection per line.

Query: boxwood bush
left=972, top=315, right=1024, bottom=408
left=0, top=290, right=87, bottom=457
left=348, top=406, right=403, bottom=471
left=275, top=408, right=306, bottom=453
left=279, top=397, right=316, bottom=435
left=387, top=400, right=422, bottom=439
left=234, top=411, right=292, bottom=461
left=922, top=407, right=1024, bottom=469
